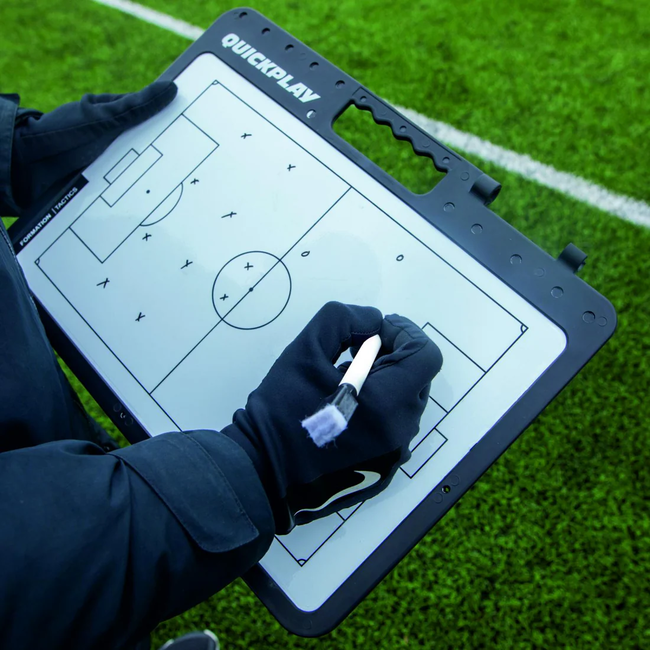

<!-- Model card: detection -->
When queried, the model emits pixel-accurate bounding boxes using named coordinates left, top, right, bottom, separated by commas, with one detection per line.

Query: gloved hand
left=9, top=80, right=177, bottom=214
left=222, top=302, right=443, bottom=534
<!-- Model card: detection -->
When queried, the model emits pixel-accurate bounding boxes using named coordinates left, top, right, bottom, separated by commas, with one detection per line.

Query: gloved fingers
left=369, top=314, right=443, bottom=387
left=334, top=313, right=442, bottom=384
left=12, top=131, right=123, bottom=210
left=84, top=92, right=128, bottom=104
left=290, top=301, right=383, bottom=367
left=347, top=314, right=416, bottom=360
left=378, top=314, right=428, bottom=351
left=81, top=80, right=177, bottom=128
left=16, top=80, right=178, bottom=162
left=336, top=360, right=352, bottom=374
left=54, top=131, right=128, bottom=179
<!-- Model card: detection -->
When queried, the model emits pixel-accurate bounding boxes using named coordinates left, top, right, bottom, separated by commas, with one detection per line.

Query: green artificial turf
left=1, top=0, right=649, bottom=648
left=137, top=0, right=650, bottom=204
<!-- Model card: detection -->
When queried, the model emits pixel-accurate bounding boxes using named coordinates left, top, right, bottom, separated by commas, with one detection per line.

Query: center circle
left=212, top=251, right=291, bottom=330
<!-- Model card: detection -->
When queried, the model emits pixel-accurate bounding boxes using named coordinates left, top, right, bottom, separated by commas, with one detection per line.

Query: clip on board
left=11, top=7, right=616, bottom=637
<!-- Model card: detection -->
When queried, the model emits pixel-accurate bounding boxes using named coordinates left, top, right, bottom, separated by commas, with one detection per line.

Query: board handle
left=329, top=87, right=502, bottom=206
left=204, top=8, right=501, bottom=208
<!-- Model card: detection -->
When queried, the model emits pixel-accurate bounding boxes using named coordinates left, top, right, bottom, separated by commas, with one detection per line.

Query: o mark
left=396, top=254, right=404, bottom=261
left=301, top=251, right=310, bottom=257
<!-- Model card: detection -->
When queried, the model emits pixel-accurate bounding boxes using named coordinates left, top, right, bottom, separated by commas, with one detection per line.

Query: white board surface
left=17, top=53, right=567, bottom=612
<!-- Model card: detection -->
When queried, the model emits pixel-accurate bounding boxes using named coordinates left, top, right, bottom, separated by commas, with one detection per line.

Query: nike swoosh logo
left=295, top=470, right=382, bottom=516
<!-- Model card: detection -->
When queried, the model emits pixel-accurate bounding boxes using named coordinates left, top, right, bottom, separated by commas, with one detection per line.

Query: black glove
left=9, top=80, right=177, bottom=214
left=222, top=302, right=443, bottom=534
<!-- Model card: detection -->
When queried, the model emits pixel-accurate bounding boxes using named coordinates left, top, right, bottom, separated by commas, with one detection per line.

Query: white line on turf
left=93, top=0, right=650, bottom=229
left=395, top=107, right=650, bottom=228
left=93, top=0, right=202, bottom=39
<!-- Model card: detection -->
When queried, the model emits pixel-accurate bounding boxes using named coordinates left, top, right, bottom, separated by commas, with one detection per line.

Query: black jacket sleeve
left=0, top=431, right=275, bottom=649
left=0, top=92, right=275, bottom=649
left=0, top=94, right=23, bottom=216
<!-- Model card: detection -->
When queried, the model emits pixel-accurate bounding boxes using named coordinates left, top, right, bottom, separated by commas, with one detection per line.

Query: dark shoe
left=159, top=630, right=220, bottom=650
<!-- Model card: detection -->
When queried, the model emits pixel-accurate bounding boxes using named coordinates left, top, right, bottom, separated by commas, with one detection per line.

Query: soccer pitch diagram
left=21, top=53, right=566, bottom=611
left=5, top=0, right=642, bottom=643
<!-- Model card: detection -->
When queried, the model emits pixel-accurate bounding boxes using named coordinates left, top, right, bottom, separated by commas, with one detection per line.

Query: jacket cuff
left=0, top=94, right=21, bottom=216
left=113, top=430, right=274, bottom=554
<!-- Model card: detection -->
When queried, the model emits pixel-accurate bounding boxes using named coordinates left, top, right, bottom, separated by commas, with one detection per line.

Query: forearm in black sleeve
left=0, top=94, right=21, bottom=216
left=0, top=430, right=274, bottom=649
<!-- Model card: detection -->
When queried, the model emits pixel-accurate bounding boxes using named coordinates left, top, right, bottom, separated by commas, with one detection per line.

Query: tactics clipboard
left=11, top=7, right=616, bottom=637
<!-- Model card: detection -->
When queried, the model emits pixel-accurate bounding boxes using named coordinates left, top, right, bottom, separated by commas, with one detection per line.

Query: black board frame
left=10, top=7, right=617, bottom=638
